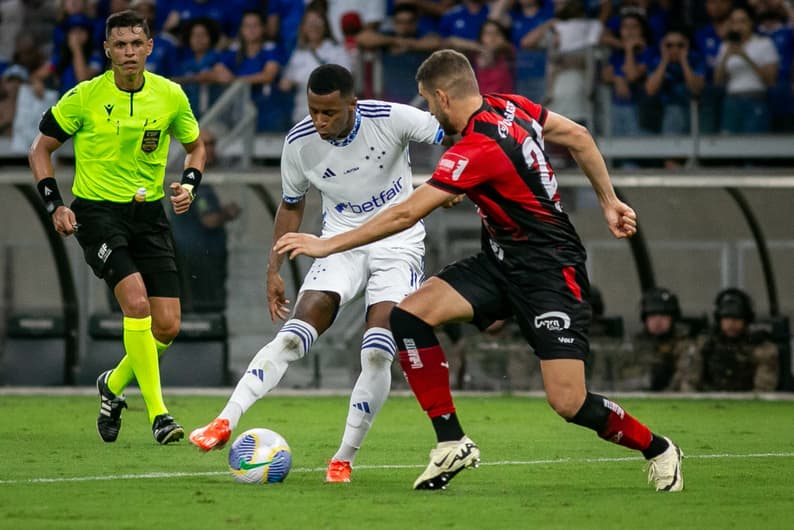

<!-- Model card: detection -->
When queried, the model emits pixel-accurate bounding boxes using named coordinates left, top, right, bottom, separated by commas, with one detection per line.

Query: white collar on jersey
left=327, top=107, right=362, bottom=147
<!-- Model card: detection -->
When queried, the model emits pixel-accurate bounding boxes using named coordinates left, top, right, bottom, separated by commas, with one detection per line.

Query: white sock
left=220, top=319, right=317, bottom=431
left=333, top=327, right=395, bottom=464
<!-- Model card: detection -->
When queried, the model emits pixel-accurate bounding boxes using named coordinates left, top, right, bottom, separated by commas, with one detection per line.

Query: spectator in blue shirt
left=51, top=14, right=104, bottom=94
left=154, top=0, right=174, bottom=32
left=357, top=3, right=441, bottom=103
left=511, top=0, right=554, bottom=102
left=266, top=0, right=306, bottom=58
left=162, top=0, right=235, bottom=43
left=172, top=17, right=224, bottom=119
left=439, top=0, right=489, bottom=41
left=226, top=0, right=268, bottom=39
left=132, top=0, right=180, bottom=78
left=645, top=26, right=705, bottom=168
left=586, top=0, right=612, bottom=21
left=95, top=0, right=137, bottom=46
left=602, top=0, right=670, bottom=49
left=601, top=11, right=657, bottom=138
left=756, top=3, right=794, bottom=132
left=394, top=0, right=457, bottom=36
left=214, top=10, right=289, bottom=131
left=694, top=0, right=734, bottom=133
left=52, top=0, right=103, bottom=51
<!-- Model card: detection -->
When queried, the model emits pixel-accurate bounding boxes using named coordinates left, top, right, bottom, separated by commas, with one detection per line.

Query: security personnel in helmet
left=622, top=287, right=700, bottom=391
left=699, top=288, right=779, bottom=391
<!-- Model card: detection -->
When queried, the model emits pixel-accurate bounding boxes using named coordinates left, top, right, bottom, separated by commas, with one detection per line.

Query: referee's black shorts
left=71, top=197, right=178, bottom=282
left=436, top=252, right=592, bottom=361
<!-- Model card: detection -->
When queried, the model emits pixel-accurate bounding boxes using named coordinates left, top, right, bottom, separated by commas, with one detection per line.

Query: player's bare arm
left=28, top=133, right=79, bottom=236
left=267, top=199, right=306, bottom=321
left=442, top=194, right=466, bottom=208
left=170, top=137, right=207, bottom=215
left=542, top=111, right=637, bottom=239
left=275, top=184, right=453, bottom=259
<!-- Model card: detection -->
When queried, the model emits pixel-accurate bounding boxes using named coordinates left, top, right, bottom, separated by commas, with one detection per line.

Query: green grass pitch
left=1, top=393, right=793, bottom=529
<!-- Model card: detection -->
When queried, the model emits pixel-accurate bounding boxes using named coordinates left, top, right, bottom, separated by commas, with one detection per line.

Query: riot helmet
left=714, top=288, right=754, bottom=323
left=640, top=287, right=681, bottom=321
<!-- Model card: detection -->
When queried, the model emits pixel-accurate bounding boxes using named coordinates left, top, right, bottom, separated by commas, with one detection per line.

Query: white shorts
left=299, top=243, right=424, bottom=309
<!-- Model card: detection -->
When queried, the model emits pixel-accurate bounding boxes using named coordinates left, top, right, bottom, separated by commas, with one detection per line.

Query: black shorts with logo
left=71, top=197, right=178, bottom=279
left=436, top=252, right=593, bottom=360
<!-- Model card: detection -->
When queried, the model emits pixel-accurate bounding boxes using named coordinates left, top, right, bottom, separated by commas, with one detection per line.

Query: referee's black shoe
left=96, top=370, right=128, bottom=442
left=152, top=414, right=184, bottom=445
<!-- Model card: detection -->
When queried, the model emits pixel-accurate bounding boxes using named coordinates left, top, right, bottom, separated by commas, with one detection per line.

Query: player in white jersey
left=190, top=64, right=445, bottom=483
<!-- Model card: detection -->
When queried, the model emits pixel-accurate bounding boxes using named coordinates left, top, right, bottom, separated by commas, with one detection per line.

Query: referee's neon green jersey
left=51, top=70, right=200, bottom=203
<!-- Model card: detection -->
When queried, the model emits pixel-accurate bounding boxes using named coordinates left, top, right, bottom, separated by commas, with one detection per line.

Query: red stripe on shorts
left=562, top=266, right=582, bottom=301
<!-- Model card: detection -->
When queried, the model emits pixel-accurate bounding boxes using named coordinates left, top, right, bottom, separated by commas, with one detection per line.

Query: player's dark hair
left=416, top=49, right=479, bottom=97
left=307, top=64, right=355, bottom=97
left=106, top=9, right=150, bottom=39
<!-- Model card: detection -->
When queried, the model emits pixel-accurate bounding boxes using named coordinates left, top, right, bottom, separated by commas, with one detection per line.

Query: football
left=228, top=428, right=292, bottom=484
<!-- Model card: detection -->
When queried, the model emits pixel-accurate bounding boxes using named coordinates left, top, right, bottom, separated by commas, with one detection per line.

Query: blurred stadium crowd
left=1, top=0, right=793, bottom=164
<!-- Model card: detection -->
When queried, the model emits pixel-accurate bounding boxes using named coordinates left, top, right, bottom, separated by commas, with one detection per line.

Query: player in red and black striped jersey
left=276, top=49, right=684, bottom=493
left=428, top=90, right=587, bottom=272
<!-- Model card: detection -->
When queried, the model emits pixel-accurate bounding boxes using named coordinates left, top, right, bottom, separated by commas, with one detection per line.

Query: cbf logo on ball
left=335, top=176, right=404, bottom=213
left=534, top=311, right=571, bottom=331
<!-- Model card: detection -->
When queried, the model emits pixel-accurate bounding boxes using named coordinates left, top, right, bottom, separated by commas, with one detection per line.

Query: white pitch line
left=1, top=452, right=792, bottom=485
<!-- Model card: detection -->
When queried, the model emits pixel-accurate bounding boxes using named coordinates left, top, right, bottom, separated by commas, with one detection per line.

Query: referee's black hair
left=106, top=9, right=150, bottom=39
left=307, top=64, right=355, bottom=98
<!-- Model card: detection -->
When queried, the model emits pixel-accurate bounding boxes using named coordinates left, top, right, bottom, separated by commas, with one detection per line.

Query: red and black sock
left=570, top=392, right=668, bottom=457
left=391, top=307, right=464, bottom=442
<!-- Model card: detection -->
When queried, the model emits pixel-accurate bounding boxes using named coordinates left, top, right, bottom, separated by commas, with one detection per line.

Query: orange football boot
left=325, top=459, right=352, bottom=483
left=189, top=418, right=231, bottom=451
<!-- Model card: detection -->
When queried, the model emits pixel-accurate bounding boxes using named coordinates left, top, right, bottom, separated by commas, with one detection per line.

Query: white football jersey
left=281, top=100, right=444, bottom=248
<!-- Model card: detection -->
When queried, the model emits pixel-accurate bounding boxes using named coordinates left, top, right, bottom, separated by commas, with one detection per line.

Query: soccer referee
left=28, top=10, right=206, bottom=445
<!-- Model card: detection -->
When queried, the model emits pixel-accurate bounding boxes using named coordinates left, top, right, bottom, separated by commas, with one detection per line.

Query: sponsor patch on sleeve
left=436, top=152, right=469, bottom=182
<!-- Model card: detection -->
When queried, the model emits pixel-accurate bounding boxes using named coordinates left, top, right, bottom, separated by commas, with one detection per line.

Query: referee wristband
left=37, top=177, right=65, bottom=216
left=181, top=167, right=202, bottom=193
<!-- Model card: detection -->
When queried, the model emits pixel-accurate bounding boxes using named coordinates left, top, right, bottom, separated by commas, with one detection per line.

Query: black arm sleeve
left=38, top=108, right=71, bottom=143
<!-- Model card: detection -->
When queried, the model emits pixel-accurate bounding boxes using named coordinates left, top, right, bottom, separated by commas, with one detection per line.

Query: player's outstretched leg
left=568, top=392, right=683, bottom=492
left=190, top=320, right=318, bottom=451
left=390, top=307, right=480, bottom=490
left=189, top=418, right=232, bottom=451
left=327, top=328, right=396, bottom=483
